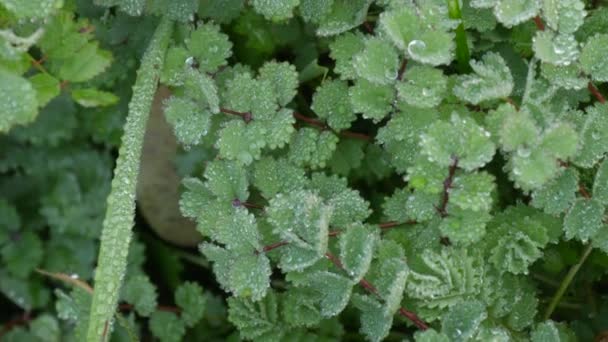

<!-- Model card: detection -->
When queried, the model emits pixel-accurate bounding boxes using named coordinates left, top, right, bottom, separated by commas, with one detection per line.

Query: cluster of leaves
left=2, top=0, right=608, bottom=341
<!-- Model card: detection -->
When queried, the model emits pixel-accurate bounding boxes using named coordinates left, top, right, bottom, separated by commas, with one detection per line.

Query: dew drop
left=407, top=40, right=426, bottom=56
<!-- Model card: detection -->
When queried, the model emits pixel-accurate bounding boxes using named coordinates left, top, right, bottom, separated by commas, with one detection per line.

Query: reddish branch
left=0, top=312, right=32, bottom=339
left=325, top=252, right=429, bottom=330
left=579, top=184, right=592, bottom=199
left=220, top=107, right=371, bottom=141
left=397, top=59, right=409, bottom=81
left=532, top=16, right=606, bottom=104
left=436, top=157, right=459, bottom=217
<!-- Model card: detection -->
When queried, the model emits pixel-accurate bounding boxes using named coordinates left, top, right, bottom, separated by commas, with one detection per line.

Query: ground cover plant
left=2, top=0, right=608, bottom=341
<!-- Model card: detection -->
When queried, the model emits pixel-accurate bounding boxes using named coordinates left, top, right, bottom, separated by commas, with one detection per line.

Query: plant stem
left=447, top=0, right=471, bottom=73
left=543, top=243, right=594, bottom=320
left=86, top=17, right=173, bottom=342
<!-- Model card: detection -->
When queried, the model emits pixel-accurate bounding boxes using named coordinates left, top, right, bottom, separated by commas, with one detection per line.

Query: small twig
left=397, top=59, right=408, bottom=81
left=220, top=107, right=252, bottom=123
left=436, top=157, right=459, bottom=217
left=579, top=184, right=592, bottom=199
left=533, top=15, right=545, bottom=31
left=588, top=82, right=606, bottom=104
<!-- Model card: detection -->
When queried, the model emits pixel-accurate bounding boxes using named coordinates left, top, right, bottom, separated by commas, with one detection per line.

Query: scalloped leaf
left=453, top=52, right=514, bottom=104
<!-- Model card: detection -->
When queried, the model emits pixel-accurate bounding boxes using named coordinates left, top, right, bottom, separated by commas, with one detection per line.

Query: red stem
left=397, top=59, right=408, bottom=81
left=533, top=15, right=545, bottom=31
left=0, top=312, right=32, bottom=339
left=579, top=184, right=591, bottom=199
left=436, top=158, right=459, bottom=217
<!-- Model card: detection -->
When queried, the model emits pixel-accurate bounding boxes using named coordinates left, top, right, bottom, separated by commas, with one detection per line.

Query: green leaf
left=251, top=0, right=299, bottom=21
left=542, top=0, right=586, bottom=34
left=375, top=257, right=408, bottom=315
left=415, top=329, right=450, bottom=342
left=353, top=37, right=400, bottom=85
left=352, top=294, right=393, bottom=342
left=175, top=282, right=206, bottom=327
left=288, top=128, right=339, bottom=169
left=382, top=188, right=411, bottom=222
left=71, top=88, right=119, bottom=108
left=252, top=157, right=307, bottom=199
left=580, top=33, right=608, bottom=82
left=224, top=72, right=277, bottom=118
left=539, top=123, right=579, bottom=160
left=594, top=159, right=608, bottom=206
left=312, top=79, right=355, bottom=130
left=533, top=31, right=579, bottom=66
left=406, top=191, right=440, bottom=222
left=1, top=231, right=43, bottom=278
left=441, top=300, right=487, bottom=342
left=186, top=22, right=233, bottom=73
left=407, top=30, right=455, bottom=66
left=164, top=97, right=212, bottom=147
left=183, top=70, right=220, bottom=114
left=204, top=159, right=249, bottom=202
left=227, top=291, right=284, bottom=341
left=149, top=311, right=186, bottom=342
left=319, top=186, right=370, bottom=227
left=0, top=68, right=38, bottom=132
left=499, top=110, right=539, bottom=152
left=258, top=61, right=298, bottom=106
left=216, top=120, right=265, bottom=165
left=198, top=0, right=244, bottom=23
left=420, top=113, right=496, bottom=171
left=397, top=65, right=448, bottom=108
left=29, top=314, right=60, bottom=342
left=453, top=52, right=514, bottom=104
left=58, top=42, right=112, bottom=82
left=29, top=73, right=60, bottom=108
left=299, top=0, right=334, bottom=23
left=531, top=321, right=577, bottom=342
left=532, top=168, right=579, bottom=215
left=493, top=0, right=540, bottom=27
left=304, top=271, right=353, bottom=317
left=379, top=7, right=421, bottom=52
left=563, top=198, right=604, bottom=242
left=0, top=0, right=59, bottom=19
left=283, top=288, right=322, bottom=327
left=510, top=146, right=560, bottom=190
left=161, top=47, right=189, bottom=86
left=574, top=103, right=608, bottom=167
left=439, top=207, right=491, bottom=244
left=121, top=274, right=158, bottom=317
left=267, top=190, right=331, bottom=270
left=329, top=32, right=365, bottom=80
left=339, top=224, right=377, bottom=282
left=541, top=63, right=588, bottom=90
left=315, top=0, right=371, bottom=37
left=329, top=139, right=366, bottom=176
left=349, top=79, right=394, bottom=122
left=450, top=172, right=495, bottom=212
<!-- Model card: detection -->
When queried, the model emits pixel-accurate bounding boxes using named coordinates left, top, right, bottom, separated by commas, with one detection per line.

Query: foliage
left=2, top=0, right=608, bottom=342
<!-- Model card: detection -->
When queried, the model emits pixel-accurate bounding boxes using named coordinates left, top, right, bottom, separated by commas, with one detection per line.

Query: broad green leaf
left=499, top=110, right=539, bottom=152
left=539, top=123, right=579, bottom=159
left=532, top=168, right=578, bottom=215
left=149, top=311, right=186, bottom=342
left=540, top=62, right=588, bottom=90
left=406, top=191, right=440, bottom=222
left=252, top=157, right=307, bottom=199
left=252, top=0, right=299, bottom=21
left=227, top=292, right=284, bottom=341
left=563, top=198, right=604, bottom=242
left=29, top=314, right=60, bottom=342
left=453, top=52, right=514, bottom=104
left=216, top=120, right=265, bottom=165
left=493, top=0, right=540, bottom=27
left=282, top=288, right=322, bottom=327
left=29, top=73, right=60, bottom=108
left=339, top=224, right=377, bottom=282
left=406, top=30, right=454, bottom=66
left=349, top=79, right=395, bottom=122
left=533, top=31, right=579, bottom=66
left=183, top=70, right=220, bottom=114
left=580, top=33, right=608, bottom=82
left=0, top=0, right=59, bottom=19
left=439, top=207, right=491, bottom=244
left=71, top=88, right=119, bottom=108
left=420, top=113, right=496, bottom=171
left=382, top=188, right=411, bottom=222
left=0, top=69, right=38, bottom=132
left=329, top=32, right=365, bottom=80
left=311, top=79, right=355, bottom=130
left=353, top=37, right=400, bottom=85
left=186, top=23, right=233, bottom=73
left=379, top=7, right=421, bottom=51
left=304, top=271, right=353, bottom=317
left=574, top=103, right=608, bottom=167
left=1, top=231, right=43, bottom=278
left=288, top=128, right=339, bottom=169
left=198, top=0, right=245, bottom=23
left=441, top=300, right=487, bottom=342
left=57, top=42, right=112, bottom=82
left=542, top=0, right=586, bottom=34
left=175, top=282, right=206, bottom=327
left=415, top=329, right=450, bottom=342
left=594, top=159, right=608, bottom=205
left=462, top=1, right=497, bottom=32
left=397, top=65, right=448, bottom=108
left=510, top=146, right=559, bottom=190
left=320, top=187, right=370, bottom=226
left=204, top=159, right=249, bottom=202
left=165, top=0, right=198, bottom=22
left=224, top=72, right=277, bottom=118
left=299, top=0, right=334, bottom=23
left=352, top=294, right=393, bottom=342
left=258, top=61, right=298, bottom=106
left=374, top=257, right=408, bottom=315
left=164, top=97, right=211, bottom=147
left=407, top=155, right=448, bottom=194
left=450, top=172, right=495, bottom=212
left=161, top=47, right=189, bottom=86
left=315, top=0, right=371, bottom=37
left=329, top=139, right=366, bottom=176
left=121, top=275, right=158, bottom=316
left=531, top=321, right=577, bottom=342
